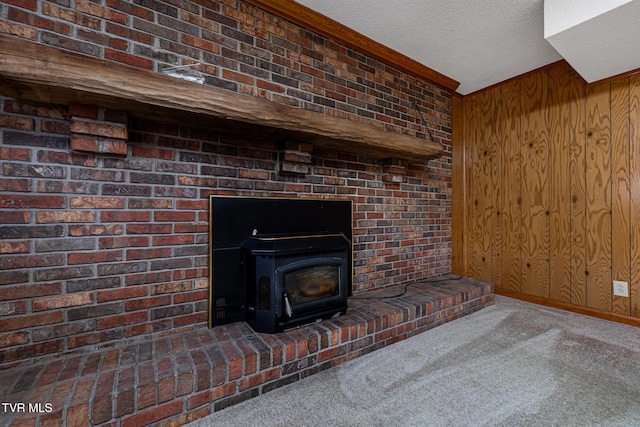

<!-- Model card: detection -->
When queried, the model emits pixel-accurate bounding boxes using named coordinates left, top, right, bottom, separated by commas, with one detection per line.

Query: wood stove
left=209, top=196, right=353, bottom=332
left=242, top=233, right=350, bottom=333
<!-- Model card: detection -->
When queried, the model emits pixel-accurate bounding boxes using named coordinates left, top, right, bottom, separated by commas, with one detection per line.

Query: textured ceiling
left=296, top=0, right=640, bottom=94
left=545, top=0, right=640, bottom=83
left=295, top=0, right=564, bottom=95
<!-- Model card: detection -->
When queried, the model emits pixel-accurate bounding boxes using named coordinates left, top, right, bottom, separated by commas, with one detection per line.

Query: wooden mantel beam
left=0, top=34, right=442, bottom=160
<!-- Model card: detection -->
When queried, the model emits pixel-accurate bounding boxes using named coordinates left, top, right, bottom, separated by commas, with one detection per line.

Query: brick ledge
left=0, top=276, right=493, bottom=427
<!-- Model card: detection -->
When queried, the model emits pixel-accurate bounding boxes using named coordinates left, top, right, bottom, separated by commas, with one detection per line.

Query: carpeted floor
left=187, top=296, right=640, bottom=427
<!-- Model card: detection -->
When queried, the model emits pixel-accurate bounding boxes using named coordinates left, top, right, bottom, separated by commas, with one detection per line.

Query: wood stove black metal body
left=242, top=233, right=350, bottom=333
left=209, top=196, right=353, bottom=333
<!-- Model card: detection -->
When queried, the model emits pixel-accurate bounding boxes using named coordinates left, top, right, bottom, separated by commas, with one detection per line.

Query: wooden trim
left=464, top=60, right=569, bottom=98
left=0, top=34, right=442, bottom=160
left=244, top=0, right=459, bottom=93
left=591, top=66, right=640, bottom=86
left=463, top=59, right=640, bottom=100
left=496, top=288, right=640, bottom=328
left=451, top=94, right=465, bottom=274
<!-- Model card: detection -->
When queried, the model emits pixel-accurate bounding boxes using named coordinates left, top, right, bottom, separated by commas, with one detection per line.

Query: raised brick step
left=0, top=276, right=493, bottom=426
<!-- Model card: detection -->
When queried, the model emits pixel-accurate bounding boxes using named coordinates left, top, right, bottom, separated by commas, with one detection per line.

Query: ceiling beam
left=244, top=0, right=460, bottom=92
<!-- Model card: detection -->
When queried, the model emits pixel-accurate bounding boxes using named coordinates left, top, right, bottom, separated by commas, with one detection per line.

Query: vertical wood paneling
left=521, top=70, right=550, bottom=297
left=470, top=91, right=493, bottom=281
left=611, top=77, right=631, bottom=315
left=462, top=94, right=476, bottom=278
left=451, top=95, right=465, bottom=275
left=630, top=74, right=640, bottom=317
left=455, top=64, right=640, bottom=321
left=548, top=63, right=572, bottom=302
left=569, top=70, right=588, bottom=306
left=500, top=79, right=522, bottom=292
left=585, top=82, right=612, bottom=310
left=468, top=92, right=484, bottom=279
left=490, top=86, right=503, bottom=286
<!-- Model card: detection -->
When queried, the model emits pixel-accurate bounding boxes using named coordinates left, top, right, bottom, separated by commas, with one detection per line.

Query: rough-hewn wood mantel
left=0, top=34, right=442, bottom=161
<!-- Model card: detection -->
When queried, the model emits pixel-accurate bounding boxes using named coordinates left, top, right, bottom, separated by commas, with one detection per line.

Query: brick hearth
left=0, top=276, right=492, bottom=427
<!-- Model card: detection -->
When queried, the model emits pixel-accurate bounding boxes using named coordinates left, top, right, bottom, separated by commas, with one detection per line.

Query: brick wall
left=0, top=0, right=452, bottom=366
left=0, top=0, right=450, bottom=140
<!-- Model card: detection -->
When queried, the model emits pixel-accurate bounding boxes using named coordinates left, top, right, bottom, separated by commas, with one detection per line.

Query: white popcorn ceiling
left=296, top=0, right=640, bottom=95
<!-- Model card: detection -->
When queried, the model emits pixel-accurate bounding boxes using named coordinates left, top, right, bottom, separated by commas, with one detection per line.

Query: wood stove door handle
left=283, top=293, right=293, bottom=318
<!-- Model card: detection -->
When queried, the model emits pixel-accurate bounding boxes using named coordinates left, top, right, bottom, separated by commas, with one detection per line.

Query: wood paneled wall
left=453, top=61, right=640, bottom=319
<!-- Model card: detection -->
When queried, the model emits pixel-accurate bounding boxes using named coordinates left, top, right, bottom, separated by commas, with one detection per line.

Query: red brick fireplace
left=0, top=1, right=493, bottom=425
left=0, top=96, right=453, bottom=358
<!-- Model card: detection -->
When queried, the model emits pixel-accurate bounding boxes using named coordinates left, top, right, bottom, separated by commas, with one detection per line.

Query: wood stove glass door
left=277, top=256, right=346, bottom=319
left=284, top=264, right=340, bottom=306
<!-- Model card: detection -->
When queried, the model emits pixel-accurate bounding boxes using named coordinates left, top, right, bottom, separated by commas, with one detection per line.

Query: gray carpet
left=187, top=296, right=640, bottom=427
